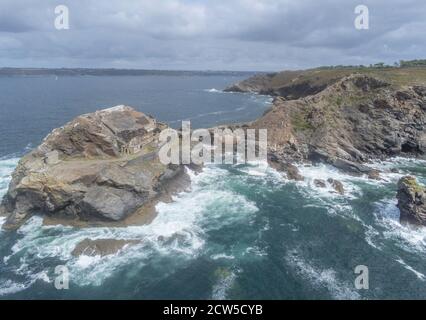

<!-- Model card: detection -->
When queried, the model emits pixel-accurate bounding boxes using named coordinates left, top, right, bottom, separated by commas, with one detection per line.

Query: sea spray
left=1, top=156, right=426, bottom=298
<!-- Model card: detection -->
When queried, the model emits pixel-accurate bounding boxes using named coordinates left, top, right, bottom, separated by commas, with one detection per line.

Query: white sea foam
left=0, top=157, right=19, bottom=232
left=0, top=280, right=29, bottom=296
left=2, top=165, right=258, bottom=288
left=237, top=160, right=270, bottom=177
left=364, top=224, right=383, bottom=251
left=211, top=269, right=238, bottom=300
left=245, top=246, right=267, bottom=257
left=1, top=152, right=424, bottom=297
left=0, top=266, right=51, bottom=297
left=0, top=217, right=6, bottom=229
left=204, top=88, right=222, bottom=93
left=211, top=253, right=235, bottom=260
left=235, top=161, right=285, bottom=189
left=285, top=251, right=360, bottom=300
left=368, top=198, right=426, bottom=254
left=296, top=163, right=366, bottom=198
left=0, top=157, right=19, bottom=199
left=382, top=219, right=426, bottom=253
left=396, top=258, right=426, bottom=280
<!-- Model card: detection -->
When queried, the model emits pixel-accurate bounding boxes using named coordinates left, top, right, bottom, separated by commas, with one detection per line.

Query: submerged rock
left=327, top=178, right=345, bottom=195
left=0, top=105, right=184, bottom=230
left=397, top=176, right=426, bottom=226
left=268, top=160, right=304, bottom=181
left=314, top=179, right=327, bottom=188
left=367, top=169, right=382, bottom=180
left=285, top=163, right=304, bottom=181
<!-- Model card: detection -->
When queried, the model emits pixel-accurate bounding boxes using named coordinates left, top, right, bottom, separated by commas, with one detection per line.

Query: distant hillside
left=225, top=63, right=426, bottom=100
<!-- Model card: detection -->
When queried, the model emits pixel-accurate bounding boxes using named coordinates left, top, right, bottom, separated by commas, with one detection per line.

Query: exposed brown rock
left=284, top=163, right=304, bottom=181
left=397, top=176, right=426, bottom=226
left=327, top=178, right=345, bottom=195
left=368, top=169, right=382, bottom=180
left=314, top=179, right=327, bottom=188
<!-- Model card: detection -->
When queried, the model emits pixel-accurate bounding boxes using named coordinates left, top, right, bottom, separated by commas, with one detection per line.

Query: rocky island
left=0, top=105, right=188, bottom=230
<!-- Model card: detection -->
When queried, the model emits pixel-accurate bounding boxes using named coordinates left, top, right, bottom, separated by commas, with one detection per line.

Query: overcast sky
left=0, top=0, right=425, bottom=71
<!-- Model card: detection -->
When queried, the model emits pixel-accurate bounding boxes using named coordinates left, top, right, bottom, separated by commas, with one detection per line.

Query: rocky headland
left=226, top=67, right=426, bottom=225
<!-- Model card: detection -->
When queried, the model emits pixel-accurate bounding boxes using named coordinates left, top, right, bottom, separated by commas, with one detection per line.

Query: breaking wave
left=0, top=157, right=19, bottom=198
left=285, top=250, right=360, bottom=300
left=0, top=162, right=259, bottom=293
left=0, top=154, right=425, bottom=298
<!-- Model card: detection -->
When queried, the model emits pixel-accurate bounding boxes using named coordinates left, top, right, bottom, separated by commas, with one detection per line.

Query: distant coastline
left=0, top=67, right=258, bottom=77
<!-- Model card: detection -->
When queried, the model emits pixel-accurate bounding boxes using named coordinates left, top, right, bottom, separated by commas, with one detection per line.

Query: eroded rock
left=314, top=179, right=327, bottom=188
left=285, top=163, right=304, bottom=181
left=367, top=169, right=381, bottom=180
left=0, top=106, right=184, bottom=230
left=327, top=178, right=345, bottom=195
left=397, top=176, right=426, bottom=226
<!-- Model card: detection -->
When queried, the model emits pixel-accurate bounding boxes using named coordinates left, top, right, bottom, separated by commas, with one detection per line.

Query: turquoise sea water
left=0, top=75, right=425, bottom=299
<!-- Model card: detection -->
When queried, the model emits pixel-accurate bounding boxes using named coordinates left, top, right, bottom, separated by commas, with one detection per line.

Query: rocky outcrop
left=268, top=160, right=304, bottom=181
left=224, top=73, right=278, bottom=94
left=224, top=70, right=339, bottom=99
left=397, top=176, right=426, bottom=226
left=327, top=178, right=345, bottom=195
left=0, top=105, right=184, bottom=230
left=248, top=74, right=425, bottom=175
left=314, top=179, right=326, bottom=188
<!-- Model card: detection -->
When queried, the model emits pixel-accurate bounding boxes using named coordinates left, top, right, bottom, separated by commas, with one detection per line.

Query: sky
left=0, top=0, right=425, bottom=71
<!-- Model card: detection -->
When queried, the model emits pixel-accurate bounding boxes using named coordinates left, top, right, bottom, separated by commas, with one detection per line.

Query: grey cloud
left=0, top=0, right=424, bottom=70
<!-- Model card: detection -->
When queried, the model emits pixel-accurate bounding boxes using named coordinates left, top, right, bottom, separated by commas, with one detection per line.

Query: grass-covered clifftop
left=225, top=64, right=426, bottom=99
left=227, top=64, right=426, bottom=175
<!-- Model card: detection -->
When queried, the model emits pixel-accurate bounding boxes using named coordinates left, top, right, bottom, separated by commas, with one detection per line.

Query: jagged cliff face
left=228, top=69, right=426, bottom=225
left=247, top=74, right=425, bottom=174
left=0, top=106, right=182, bottom=230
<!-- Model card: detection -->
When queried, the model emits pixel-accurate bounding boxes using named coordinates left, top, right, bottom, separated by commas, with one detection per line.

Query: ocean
left=0, top=75, right=425, bottom=299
